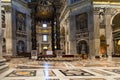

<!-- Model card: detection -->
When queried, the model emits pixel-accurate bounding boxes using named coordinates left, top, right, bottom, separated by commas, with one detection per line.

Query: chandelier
left=36, top=0, right=54, bottom=20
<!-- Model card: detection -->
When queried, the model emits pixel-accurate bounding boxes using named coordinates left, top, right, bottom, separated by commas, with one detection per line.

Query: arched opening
left=77, top=40, right=88, bottom=55
left=29, top=0, right=61, bottom=53
left=100, top=35, right=107, bottom=57
left=112, top=13, right=120, bottom=56
left=16, top=40, right=25, bottom=56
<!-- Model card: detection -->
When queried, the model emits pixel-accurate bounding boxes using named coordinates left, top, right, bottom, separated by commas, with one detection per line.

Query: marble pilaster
left=105, top=14, right=113, bottom=57
left=65, top=18, right=69, bottom=54
left=12, top=7, right=17, bottom=56
left=26, top=14, right=31, bottom=53
left=12, top=0, right=32, bottom=56
left=88, top=9, right=94, bottom=58
left=5, top=5, right=13, bottom=56
left=68, top=15, right=77, bottom=55
left=93, top=14, right=100, bottom=57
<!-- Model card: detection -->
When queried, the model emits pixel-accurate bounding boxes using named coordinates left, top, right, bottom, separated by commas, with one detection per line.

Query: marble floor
left=0, top=57, right=120, bottom=80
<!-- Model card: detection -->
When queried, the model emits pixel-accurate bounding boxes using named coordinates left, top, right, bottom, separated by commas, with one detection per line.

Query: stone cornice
left=59, top=0, right=91, bottom=22
left=12, top=0, right=28, bottom=8
left=94, top=5, right=120, bottom=15
left=93, top=1, right=120, bottom=7
left=1, top=1, right=11, bottom=6
left=1, top=0, right=11, bottom=3
left=12, top=0, right=31, bottom=14
left=59, top=5, right=68, bottom=22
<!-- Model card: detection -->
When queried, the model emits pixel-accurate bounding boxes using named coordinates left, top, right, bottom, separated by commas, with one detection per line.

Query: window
left=42, top=34, right=48, bottom=41
left=42, top=23, right=47, bottom=28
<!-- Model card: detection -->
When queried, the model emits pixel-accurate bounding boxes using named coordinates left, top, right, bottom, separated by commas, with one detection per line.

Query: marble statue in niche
left=17, top=41, right=25, bottom=53
left=81, top=44, right=85, bottom=51
left=99, top=8, right=105, bottom=25
left=81, top=43, right=86, bottom=54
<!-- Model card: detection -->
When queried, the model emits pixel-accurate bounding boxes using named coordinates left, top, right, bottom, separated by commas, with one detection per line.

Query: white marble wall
left=60, top=0, right=117, bottom=58
left=12, top=0, right=31, bottom=56
left=93, top=4, right=120, bottom=57
left=60, top=0, right=94, bottom=56
left=69, top=15, right=77, bottom=54
left=88, top=6, right=94, bottom=58
left=0, top=1, right=9, bottom=73
left=105, top=10, right=113, bottom=57
left=5, top=6, right=12, bottom=56
left=93, top=12, right=100, bottom=57
left=26, top=14, right=31, bottom=52
left=11, top=6, right=17, bottom=56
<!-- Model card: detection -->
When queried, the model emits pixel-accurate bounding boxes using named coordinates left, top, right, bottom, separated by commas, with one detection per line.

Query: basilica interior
left=0, top=0, right=120, bottom=80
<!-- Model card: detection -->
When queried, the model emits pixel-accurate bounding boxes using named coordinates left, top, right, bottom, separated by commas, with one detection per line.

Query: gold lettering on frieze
left=42, top=30, right=50, bottom=33
left=1, top=0, right=11, bottom=2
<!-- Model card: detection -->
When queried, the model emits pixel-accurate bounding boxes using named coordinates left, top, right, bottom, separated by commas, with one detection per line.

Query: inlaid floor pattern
left=1, top=58, right=120, bottom=80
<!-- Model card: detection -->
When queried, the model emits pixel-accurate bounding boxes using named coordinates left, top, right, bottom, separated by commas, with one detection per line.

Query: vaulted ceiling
left=28, top=0, right=63, bottom=10
left=28, top=0, right=63, bottom=20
